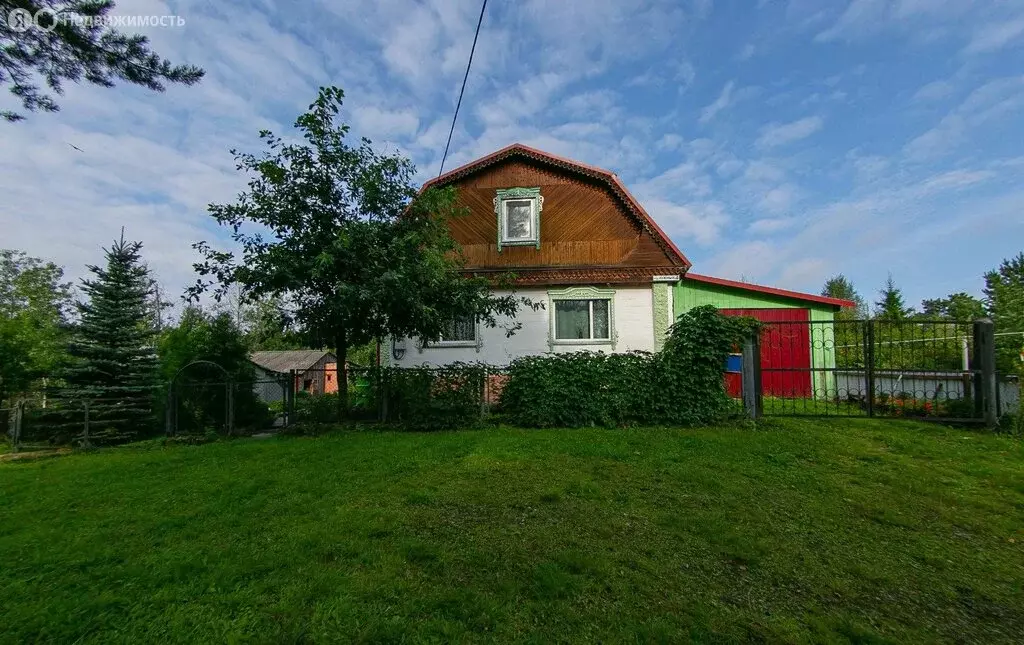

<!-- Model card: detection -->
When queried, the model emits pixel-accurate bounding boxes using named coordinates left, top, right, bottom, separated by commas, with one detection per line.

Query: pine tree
left=64, top=233, right=159, bottom=442
left=874, top=274, right=914, bottom=320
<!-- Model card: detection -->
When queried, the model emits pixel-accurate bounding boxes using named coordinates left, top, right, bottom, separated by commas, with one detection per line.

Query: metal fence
left=166, top=365, right=509, bottom=434
left=744, top=318, right=1002, bottom=424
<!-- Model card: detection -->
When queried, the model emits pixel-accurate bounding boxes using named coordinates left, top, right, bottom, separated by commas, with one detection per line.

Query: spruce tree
left=874, top=274, right=914, bottom=320
left=64, top=233, right=159, bottom=442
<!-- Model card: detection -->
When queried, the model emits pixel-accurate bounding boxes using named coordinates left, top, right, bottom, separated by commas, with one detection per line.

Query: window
left=548, top=286, right=616, bottom=347
left=494, top=187, right=542, bottom=250
left=439, top=314, right=476, bottom=343
left=503, top=200, right=534, bottom=240
left=554, top=299, right=611, bottom=340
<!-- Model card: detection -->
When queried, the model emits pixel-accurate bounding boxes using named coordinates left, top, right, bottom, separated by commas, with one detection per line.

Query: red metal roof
left=422, top=143, right=691, bottom=269
left=684, top=273, right=856, bottom=309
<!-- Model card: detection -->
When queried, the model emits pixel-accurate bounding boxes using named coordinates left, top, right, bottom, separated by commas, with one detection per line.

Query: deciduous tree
left=159, top=306, right=265, bottom=433
left=0, top=249, right=72, bottom=404
left=822, top=274, right=867, bottom=319
left=191, top=86, right=531, bottom=419
left=920, top=292, right=985, bottom=321
left=984, top=252, right=1024, bottom=374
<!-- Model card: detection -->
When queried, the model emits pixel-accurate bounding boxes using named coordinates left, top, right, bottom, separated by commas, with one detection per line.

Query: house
left=388, top=144, right=853, bottom=396
left=249, top=350, right=338, bottom=402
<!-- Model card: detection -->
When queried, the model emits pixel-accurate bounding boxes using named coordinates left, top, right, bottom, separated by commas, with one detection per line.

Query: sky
left=2, top=0, right=1023, bottom=313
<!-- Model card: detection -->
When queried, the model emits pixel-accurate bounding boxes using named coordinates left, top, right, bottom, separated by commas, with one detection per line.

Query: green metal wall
left=674, top=280, right=837, bottom=396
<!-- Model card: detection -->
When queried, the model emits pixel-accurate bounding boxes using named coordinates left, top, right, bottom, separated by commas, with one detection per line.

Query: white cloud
left=964, top=17, right=1024, bottom=54
left=813, top=0, right=985, bottom=44
left=904, top=76, right=1024, bottom=161
left=814, top=0, right=890, bottom=43
left=656, top=134, right=686, bottom=151
left=846, top=151, right=891, bottom=180
left=476, top=73, right=569, bottom=127
left=633, top=161, right=714, bottom=201
left=352, top=106, right=420, bottom=140
left=705, top=240, right=779, bottom=282
left=777, top=258, right=829, bottom=287
left=644, top=199, right=729, bottom=246
left=916, top=169, right=994, bottom=194
left=913, top=80, right=955, bottom=102
left=699, top=81, right=735, bottom=124
left=748, top=217, right=798, bottom=235
left=755, top=116, right=824, bottom=148
left=758, top=184, right=800, bottom=213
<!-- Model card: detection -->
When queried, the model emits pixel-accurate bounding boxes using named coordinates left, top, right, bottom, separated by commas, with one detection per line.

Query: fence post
left=81, top=401, right=91, bottom=450
left=480, top=368, right=488, bottom=419
left=226, top=381, right=235, bottom=436
left=287, top=369, right=296, bottom=426
left=165, top=386, right=174, bottom=437
left=380, top=369, right=389, bottom=423
left=741, top=332, right=762, bottom=419
left=973, top=318, right=998, bottom=428
left=863, top=320, right=876, bottom=417
left=12, top=401, right=23, bottom=454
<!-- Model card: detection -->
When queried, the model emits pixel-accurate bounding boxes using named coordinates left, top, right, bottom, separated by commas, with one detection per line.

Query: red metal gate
left=721, top=308, right=812, bottom=397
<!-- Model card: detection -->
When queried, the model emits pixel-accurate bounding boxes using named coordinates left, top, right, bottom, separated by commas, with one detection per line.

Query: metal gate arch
left=166, top=360, right=234, bottom=436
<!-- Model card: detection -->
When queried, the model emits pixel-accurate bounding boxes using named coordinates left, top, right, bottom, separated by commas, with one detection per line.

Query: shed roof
left=249, top=350, right=335, bottom=374
left=684, top=273, right=856, bottom=310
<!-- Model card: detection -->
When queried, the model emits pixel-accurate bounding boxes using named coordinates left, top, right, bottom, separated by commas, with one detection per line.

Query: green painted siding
left=809, top=308, right=836, bottom=396
left=674, top=280, right=837, bottom=397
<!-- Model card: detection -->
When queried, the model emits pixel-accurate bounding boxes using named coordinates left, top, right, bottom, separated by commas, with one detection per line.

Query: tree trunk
left=335, top=332, right=349, bottom=422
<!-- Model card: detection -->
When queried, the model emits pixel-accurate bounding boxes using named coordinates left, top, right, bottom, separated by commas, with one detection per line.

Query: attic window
left=494, top=187, right=542, bottom=250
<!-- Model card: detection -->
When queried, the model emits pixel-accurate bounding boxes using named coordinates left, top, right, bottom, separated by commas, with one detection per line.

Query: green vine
left=501, top=305, right=759, bottom=428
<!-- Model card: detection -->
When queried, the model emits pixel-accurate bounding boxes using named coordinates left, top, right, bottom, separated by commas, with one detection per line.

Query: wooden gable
left=424, top=144, right=690, bottom=285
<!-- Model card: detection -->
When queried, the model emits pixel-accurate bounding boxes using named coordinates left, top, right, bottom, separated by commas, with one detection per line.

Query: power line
left=438, top=0, right=488, bottom=177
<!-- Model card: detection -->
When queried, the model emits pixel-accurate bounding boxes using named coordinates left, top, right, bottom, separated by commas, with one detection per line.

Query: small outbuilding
left=249, top=350, right=338, bottom=402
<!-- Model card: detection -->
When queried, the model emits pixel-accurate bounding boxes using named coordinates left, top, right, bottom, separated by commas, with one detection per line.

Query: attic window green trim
left=494, top=187, right=542, bottom=251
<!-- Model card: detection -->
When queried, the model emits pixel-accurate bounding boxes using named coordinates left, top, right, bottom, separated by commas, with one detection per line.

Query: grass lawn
left=2, top=419, right=1023, bottom=643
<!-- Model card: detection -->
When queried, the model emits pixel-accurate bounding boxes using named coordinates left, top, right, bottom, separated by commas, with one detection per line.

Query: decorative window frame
left=547, top=286, right=616, bottom=349
left=494, top=187, right=543, bottom=251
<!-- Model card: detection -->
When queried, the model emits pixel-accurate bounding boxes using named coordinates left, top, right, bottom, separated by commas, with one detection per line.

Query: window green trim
left=547, top=286, right=616, bottom=349
left=494, top=187, right=542, bottom=251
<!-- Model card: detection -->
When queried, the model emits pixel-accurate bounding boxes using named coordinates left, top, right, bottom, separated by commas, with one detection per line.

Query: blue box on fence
left=725, top=354, right=742, bottom=373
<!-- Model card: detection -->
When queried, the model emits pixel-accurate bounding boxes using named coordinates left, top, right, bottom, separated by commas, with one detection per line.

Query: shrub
left=499, top=351, right=652, bottom=427
left=501, top=305, right=757, bottom=428
left=379, top=363, right=486, bottom=431
left=294, top=393, right=340, bottom=424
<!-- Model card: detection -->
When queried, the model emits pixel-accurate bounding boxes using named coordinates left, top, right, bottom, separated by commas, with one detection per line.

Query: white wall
left=389, top=286, right=655, bottom=367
